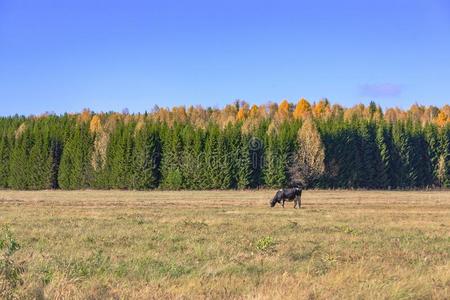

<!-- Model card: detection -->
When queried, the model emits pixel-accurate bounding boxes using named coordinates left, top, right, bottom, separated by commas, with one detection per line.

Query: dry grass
left=0, top=190, right=449, bottom=299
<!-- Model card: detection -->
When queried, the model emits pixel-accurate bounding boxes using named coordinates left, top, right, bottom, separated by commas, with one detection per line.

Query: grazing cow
left=269, top=187, right=302, bottom=208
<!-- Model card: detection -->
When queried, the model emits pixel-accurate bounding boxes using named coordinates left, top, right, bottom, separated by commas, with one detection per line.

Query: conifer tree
left=58, top=124, right=93, bottom=189
left=28, top=130, right=52, bottom=189
left=346, top=123, right=364, bottom=188
left=180, top=126, right=205, bottom=189
left=438, top=126, right=450, bottom=187
left=203, top=125, right=232, bottom=189
left=8, top=129, right=31, bottom=189
left=393, top=123, right=418, bottom=188
left=376, top=123, right=394, bottom=188
left=413, top=129, right=433, bottom=187
left=0, top=134, right=11, bottom=188
left=49, top=139, right=63, bottom=189
left=317, top=120, right=341, bottom=188
left=109, top=124, right=134, bottom=189
left=217, top=133, right=232, bottom=189
left=424, top=123, right=441, bottom=186
left=248, top=121, right=268, bottom=188
left=160, top=124, right=183, bottom=189
left=358, top=122, right=379, bottom=188
left=263, top=135, right=280, bottom=188
left=236, top=134, right=252, bottom=189
left=131, top=124, right=161, bottom=190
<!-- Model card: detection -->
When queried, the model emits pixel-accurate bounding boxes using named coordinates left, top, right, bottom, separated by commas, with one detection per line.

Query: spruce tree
left=236, top=134, right=252, bottom=189
left=103, top=124, right=125, bottom=189
left=28, top=130, right=52, bottom=189
left=326, top=125, right=350, bottom=188
left=376, top=123, right=394, bottom=188
left=105, top=123, right=133, bottom=189
left=160, top=124, right=183, bottom=189
left=8, top=129, right=31, bottom=189
left=263, top=135, right=280, bottom=188
left=347, top=124, right=364, bottom=188
left=50, top=139, right=63, bottom=189
left=180, top=126, right=205, bottom=189
left=203, top=125, right=232, bottom=189
left=438, top=126, right=450, bottom=187
left=131, top=124, right=161, bottom=190
left=424, top=124, right=440, bottom=186
left=0, top=134, right=10, bottom=188
left=413, top=128, right=433, bottom=188
left=115, top=124, right=134, bottom=189
left=359, top=122, right=379, bottom=188
left=393, top=123, right=418, bottom=188
left=58, top=124, right=93, bottom=189
left=217, top=132, right=232, bottom=189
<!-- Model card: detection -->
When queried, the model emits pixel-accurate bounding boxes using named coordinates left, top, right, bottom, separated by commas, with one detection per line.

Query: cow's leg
left=294, top=197, right=299, bottom=209
left=282, top=199, right=285, bottom=208
left=296, top=196, right=301, bottom=209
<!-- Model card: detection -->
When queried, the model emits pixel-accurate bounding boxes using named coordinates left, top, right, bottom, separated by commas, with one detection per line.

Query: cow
left=269, top=187, right=302, bottom=209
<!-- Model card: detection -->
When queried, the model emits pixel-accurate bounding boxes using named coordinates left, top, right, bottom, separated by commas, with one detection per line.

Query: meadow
left=0, top=190, right=449, bottom=299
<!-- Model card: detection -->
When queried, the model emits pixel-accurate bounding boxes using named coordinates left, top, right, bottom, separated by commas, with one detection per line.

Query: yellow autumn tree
left=90, top=114, right=109, bottom=171
left=435, top=111, right=448, bottom=127
left=293, top=98, right=311, bottom=119
left=384, top=108, right=398, bottom=123
left=409, top=104, right=424, bottom=120
left=249, top=104, right=259, bottom=118
left=288, top=117, right=325, bottom=187
left=134, top=116, right=145, bottom=133
left=187, top=105, right=208, bottom=129
left=89, top=115, right=102, bottom=133
left=220, top=104, right=238, bottom=127
left=172, top=106, right=188, bottom=123
left=313, top=98, right=331, bottom=118
left=236, top=107, right=246, bottom=121
left=277, top=100, right=290, bottom=120
left=15, top=123, right=27, bottom=140
left=437, top=155, right=448, bottom=187
left=78, top=108, right=92, bottom=123
left=242, top=104, right=264, bottom=134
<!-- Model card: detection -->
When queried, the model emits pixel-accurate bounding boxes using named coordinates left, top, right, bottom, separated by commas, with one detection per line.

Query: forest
left=0, top=99, right=449, bottom=190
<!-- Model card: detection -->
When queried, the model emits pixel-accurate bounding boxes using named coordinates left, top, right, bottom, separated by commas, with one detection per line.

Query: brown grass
left=0, top=190, right=449, bottom=299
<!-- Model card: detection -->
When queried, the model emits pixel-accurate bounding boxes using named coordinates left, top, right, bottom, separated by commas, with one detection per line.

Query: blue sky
left=1, top=0, right=449, bottom=116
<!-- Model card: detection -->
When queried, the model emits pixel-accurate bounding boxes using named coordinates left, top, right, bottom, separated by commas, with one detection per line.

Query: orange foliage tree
left=293, top=98, right=311, bottom=119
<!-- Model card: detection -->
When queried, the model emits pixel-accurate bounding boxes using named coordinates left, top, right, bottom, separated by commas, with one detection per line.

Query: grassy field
left=0, top=190, right=449, bottom=299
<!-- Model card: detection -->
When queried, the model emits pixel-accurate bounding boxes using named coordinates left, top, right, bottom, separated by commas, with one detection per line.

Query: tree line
left=0, top=100, right=449, bottom=190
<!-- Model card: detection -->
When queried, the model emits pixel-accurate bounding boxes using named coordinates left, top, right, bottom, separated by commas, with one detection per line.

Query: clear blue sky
left=1, top=0, right=449, bottom=116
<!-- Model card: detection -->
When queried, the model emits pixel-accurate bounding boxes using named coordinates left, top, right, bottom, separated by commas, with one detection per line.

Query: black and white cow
left=269, top=187, right=302, bottom=208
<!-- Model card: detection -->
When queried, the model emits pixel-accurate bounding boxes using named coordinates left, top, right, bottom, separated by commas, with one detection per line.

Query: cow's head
left=269, top=198, right=278, bottom=207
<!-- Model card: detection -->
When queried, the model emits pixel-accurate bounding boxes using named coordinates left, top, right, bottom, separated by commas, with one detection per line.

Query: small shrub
left=342, top=225, right=355, bottom=235
left=256, top=236, right=276, bottom=253
left=335, top=225, right=358, bottom=235
left=311, top=253, right=338, bottom=276
left=0, top=226, right=24, bottom=300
